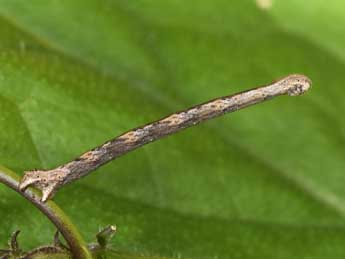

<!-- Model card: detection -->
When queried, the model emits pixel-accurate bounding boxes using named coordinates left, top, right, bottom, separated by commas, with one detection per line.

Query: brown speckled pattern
left=19, top=74, right=311, bottom=202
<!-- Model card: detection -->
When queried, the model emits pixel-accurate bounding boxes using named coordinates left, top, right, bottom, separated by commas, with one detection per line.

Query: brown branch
left=19, top=74, right=312, bottom=202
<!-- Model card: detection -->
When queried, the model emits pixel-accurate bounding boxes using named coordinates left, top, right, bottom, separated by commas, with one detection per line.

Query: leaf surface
left=0, top=0, right=345, bottom=258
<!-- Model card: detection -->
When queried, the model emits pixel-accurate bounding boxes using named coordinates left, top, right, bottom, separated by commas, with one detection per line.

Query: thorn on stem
left=10, top=230, right=21, bottom=255
left=53, top=231, right=69, bottom=251
left=96, top=225, right=117, bottom=248
left=0, top=230, right=22, bottom=258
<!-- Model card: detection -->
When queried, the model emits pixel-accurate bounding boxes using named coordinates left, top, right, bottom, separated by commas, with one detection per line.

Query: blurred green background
left=0, top=0, right=345, bottom=258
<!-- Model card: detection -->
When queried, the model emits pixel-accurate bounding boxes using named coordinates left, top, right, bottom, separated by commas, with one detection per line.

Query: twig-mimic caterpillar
left=20, top=74, right=312, bottom=202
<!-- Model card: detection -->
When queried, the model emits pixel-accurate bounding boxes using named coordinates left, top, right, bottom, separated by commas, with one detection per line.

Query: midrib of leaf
left=214, top=127, right=345, bottom=217
left=0, top=7, right=176, bottom=109
left=119, top=9, right=345, bottom=219
left=17, top=96, right=48, bottom=169
left=0, top=92, right=43, bottom=171
left=64, top=184, right=345, bottom=259
left=0, top=7, right=344, bottom=224
left=104, top=2, right=345, bottom=219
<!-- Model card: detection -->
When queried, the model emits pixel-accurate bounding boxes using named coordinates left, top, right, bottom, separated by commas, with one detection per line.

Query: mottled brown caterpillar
left=19, top=74, right=312, bottom=202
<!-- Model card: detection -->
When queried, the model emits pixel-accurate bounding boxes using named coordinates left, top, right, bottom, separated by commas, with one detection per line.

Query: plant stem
left=0, top=166, right=92, bottom=259
left=19, top=74, right=311, bottom=202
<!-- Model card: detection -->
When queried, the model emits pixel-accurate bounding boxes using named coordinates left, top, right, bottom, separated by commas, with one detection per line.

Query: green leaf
left=0, top=0, right=345, bottom=258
